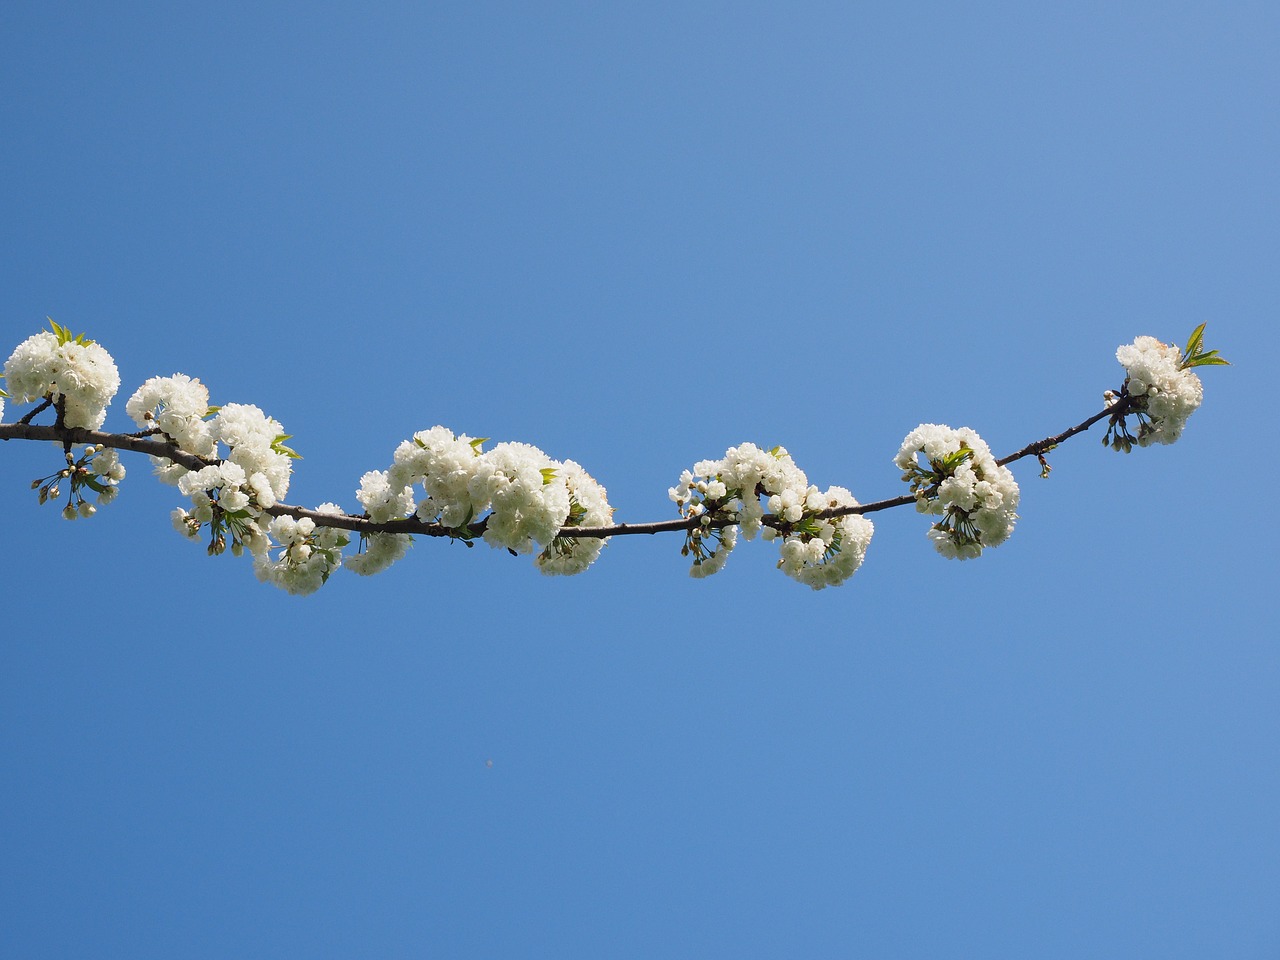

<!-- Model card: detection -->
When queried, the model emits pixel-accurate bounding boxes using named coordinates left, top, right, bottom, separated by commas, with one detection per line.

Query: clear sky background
left=1, top=2, right=1275, bottom=957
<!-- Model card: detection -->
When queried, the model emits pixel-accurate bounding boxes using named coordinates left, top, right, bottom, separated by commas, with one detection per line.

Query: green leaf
left=204, top=405, right=221, bottom=418
left=540, top=467, right=558, bottom=485
left=1177, top=323, right=1231, bottom=369
left=469, top=437, right=488, bottom=453
left=272, top=433, right=302, bottom=459
left=1184, top=322, right=1206, bottom=359
left=46, top=318, right=94, bottom=346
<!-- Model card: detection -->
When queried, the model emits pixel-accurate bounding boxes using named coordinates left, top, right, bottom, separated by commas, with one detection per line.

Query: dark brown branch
left=17, top=398, right=53, bottom=425
left=1, top=422, right=213, bottom=471
left=995, top=394, right=1134, bottom=467
left=2, top=395, right=1136, bottom=542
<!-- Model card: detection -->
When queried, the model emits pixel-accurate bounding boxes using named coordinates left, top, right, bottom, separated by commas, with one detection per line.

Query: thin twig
left=16, top=397, right=53, bottom=425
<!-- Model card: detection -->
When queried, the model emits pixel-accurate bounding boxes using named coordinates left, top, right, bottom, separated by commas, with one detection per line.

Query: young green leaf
left=1184, top=322, right=1206, bottom=359
left=272, top=434, right=302, bottom=459
left=1178, top=323, right=1230, bottom=369
left=46, top=318, right=94, bottom=346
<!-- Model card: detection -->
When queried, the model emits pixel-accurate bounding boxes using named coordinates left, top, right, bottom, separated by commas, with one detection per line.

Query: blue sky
left=1, top=2, right=1275, bottom=957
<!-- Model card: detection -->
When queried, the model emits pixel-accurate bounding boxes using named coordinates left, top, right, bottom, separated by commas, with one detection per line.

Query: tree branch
left=1, top=394, right=1135, bottom=541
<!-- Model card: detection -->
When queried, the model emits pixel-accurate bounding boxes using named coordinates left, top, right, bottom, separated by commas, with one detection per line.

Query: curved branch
left=0, top=423, right=213, bottom=470
left=1, top=395, right=1135, bottom=541
left=995, top=394, right=1133, bottom=467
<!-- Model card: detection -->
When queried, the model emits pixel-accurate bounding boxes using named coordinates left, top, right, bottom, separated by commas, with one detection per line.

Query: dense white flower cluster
left=211, top=403, right=293, bottom=504
left=153, top=401, right=296, bottom=560
left=3, top=330, right=120, bottom=429
left=174, top=460, right=270, bottom=556
left=766, top=486, right=875, bottom=589
left=671, top=443, right=873, bottom=585
left=1114, top=335, right=1204, bottom=447
left=471, top=442, right=571, bottom=554
left=123, top=368, right=295, bottom=530
left=344, top=470, right=414, bottom=576
left=345, top=531, right=412, bottom=577
left=126, top=374, right=216, bottom=456
left=351, top=426, right=611, bottom=577
left=253, top=505, right=350, bottom=595
left=535, top=460, right=614, bottom=576
left=896, top=424, right=1020, bottom=559
left=388, top=426, right=484, bottom=527
left=353, top=468, right=413, bottom=523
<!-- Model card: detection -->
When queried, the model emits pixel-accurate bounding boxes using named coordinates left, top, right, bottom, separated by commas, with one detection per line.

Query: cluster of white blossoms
left=126, top=375, right=294, bottom=506
left=86, top=447, right=126, bottom=509
left=1, top=321, right=1227, bottom=595
left=534, top=460, right=613, bottom=576
left=344, top=469, right=414, bottom=577
left=670, top=443, right=874, bottom=588
left=253, top=505, right=350, bottom=596
left=126, top=373, right=298, bottom=560
left=1111, top=335, right=1205, bottom=448
left=349, top=427, right=612, bottom=578
left=3, top=327, right=120, bottom=430
left=24, top=443, right=127, bottom=519
left=768, top=486, right=875, bottom=589
left=896, top=424, right=1020, bottom=559
left=126, top=374, right=217, bottom=458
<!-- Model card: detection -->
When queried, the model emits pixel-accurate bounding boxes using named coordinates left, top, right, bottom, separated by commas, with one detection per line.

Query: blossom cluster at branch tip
left=1106, top=335, right=1206, bottom=450
left=671, top=443, right=873, bottom=587
left=896, top=425, right=1020, bottom=560
left=4, top=326, right=119, bottom=429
